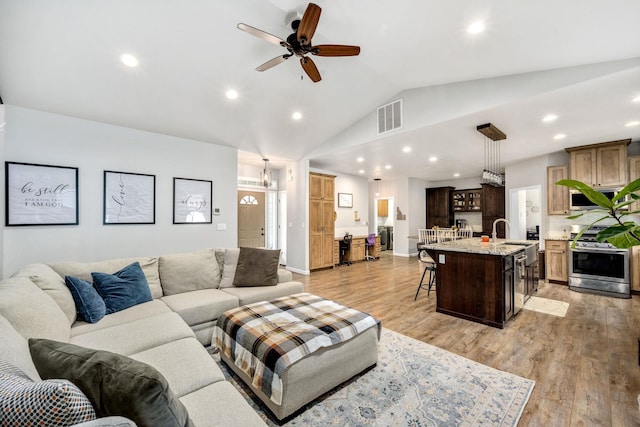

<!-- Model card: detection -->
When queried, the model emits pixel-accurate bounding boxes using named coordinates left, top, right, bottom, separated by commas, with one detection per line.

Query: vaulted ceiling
left=1, top=1, right=639, bottom=181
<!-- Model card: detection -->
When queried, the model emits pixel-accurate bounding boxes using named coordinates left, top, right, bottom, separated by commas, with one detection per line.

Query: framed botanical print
left=338, top=192, right=353, bottom=208
left=5, top=161, right=78, bottom=226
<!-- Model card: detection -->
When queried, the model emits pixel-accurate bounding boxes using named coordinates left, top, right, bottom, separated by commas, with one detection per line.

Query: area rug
left=211, top=328, right=535, bottom=426
left=523, top=296, right=569, bottom=317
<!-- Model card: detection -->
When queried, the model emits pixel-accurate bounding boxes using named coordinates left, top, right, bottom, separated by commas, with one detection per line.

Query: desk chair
left=364, top=233, right=376, bottom=261
left=415, top=243, right=436, bottom=300
left=339, top=234, right=353, bottom=266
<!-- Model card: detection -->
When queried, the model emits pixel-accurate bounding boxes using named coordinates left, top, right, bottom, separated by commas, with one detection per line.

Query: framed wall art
left=338, top=192, right=353, bottom=208
left=173, top=177, right=212, bottom=224
left=103, top=170, right=155, bottom=224
left=5, top=161, right=78, bottom=226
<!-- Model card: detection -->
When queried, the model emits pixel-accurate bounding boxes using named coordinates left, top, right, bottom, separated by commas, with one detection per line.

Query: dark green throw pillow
left=28, top=338, right=192, bottom=427
left=232, top=247, right=281, bottom=287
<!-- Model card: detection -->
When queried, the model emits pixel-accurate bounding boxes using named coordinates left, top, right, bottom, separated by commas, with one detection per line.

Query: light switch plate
left=216, top=223, right=226, bottom=231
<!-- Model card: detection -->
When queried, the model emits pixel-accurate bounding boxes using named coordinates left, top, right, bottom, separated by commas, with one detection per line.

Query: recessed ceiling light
left=553, top=133, right=567, bottom=140
left=429, top=156, right=438, bottom=162
left=453, top=173, right=460, bottom=178
left=632, top=95, right=640, bottom=103
left=356, top=157, right=364, bottom=162
left=542, top=114, right=558, bottom=123
left=402, top=146, right=411, bottom=153
left=384, top=165, right=392, bottom=170
left=292, top=111, right=302, bottom=120
left=358, top=169, right=365, bottom=174
left=120, top=53, right=139, bottom=67
left=225, top=89, right=238, bottom=100
left=467, top=21, right=485, bottom=34
left=625, top=120, right=640, bottom=127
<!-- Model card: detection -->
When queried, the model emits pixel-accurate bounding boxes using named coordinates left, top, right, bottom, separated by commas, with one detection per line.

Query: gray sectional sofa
left=0, top=248, right=305, bottom=426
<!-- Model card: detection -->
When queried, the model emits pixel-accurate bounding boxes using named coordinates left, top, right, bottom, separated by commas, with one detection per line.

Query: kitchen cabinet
left=631, top=246, right=640, bottom=293
left=309, top=172, right=335, bottom=270
left=547, top=165, right=570, bottom=215
left=545, top=239, right=568, bottom=283
left=425, top=186, right=454, bottom=228
left=481, top=184, right=505, bottom=238
left=566, top=139, right=630, bottom=188
left=452, top=188, right=482, bottom=212
left=629, top=156, right=640, bottom=212
left=377, top=199, right=388, bottom=217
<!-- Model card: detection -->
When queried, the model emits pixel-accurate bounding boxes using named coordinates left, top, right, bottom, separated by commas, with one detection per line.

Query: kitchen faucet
left=492, top=218, right=510, bottom=243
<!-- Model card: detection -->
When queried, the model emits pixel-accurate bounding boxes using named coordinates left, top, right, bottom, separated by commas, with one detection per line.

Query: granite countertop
left=423, top=238, right=538, bottom=256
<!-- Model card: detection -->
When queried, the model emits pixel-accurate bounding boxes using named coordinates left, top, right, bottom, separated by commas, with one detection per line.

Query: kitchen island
left=422, top=238, right=538, bottom=328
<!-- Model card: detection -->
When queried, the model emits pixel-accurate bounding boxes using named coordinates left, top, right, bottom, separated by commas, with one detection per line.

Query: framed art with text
left=103, top=170, right=156, bottom=224
left=173, top=177, right=212, bottom=224
left=5, top=161, right=79, bottom=226
left=338, top=192, right=353, bottom=208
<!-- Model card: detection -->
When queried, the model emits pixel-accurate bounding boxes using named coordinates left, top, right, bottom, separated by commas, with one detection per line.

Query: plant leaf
left=613, top=177, right=640, bottom=202
left=556, top=179, right=613, bottom=208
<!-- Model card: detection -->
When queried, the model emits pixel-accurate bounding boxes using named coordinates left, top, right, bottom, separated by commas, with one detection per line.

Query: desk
left=333, top=235, right=381, bottom=265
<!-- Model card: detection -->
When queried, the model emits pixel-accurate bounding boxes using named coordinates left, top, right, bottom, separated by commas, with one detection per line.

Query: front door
left=238, top=191, right=265, bottom=248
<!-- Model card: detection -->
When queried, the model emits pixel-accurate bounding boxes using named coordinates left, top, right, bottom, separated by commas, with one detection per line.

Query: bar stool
left=415, top=243, right=436, bottom=300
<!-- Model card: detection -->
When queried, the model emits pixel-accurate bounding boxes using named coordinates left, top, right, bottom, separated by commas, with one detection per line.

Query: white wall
left=0, top=105, right=5, bottom=278
left=2, top=106, right=238, bottom=276
left=284, top=159, right=308, bottom=274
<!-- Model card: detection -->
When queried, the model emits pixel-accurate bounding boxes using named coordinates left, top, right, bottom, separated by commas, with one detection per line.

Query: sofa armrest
left=277, top=269, right=292, bottom=283
left=73, top=416, right=137, bottom=427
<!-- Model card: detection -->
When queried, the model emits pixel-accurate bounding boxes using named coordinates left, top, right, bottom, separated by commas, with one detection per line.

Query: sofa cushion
left=130, top=337, right=225, bottom=397
left=219, top=248, right=240, bottom=288
left=29, top=339, right=192, bottom=427
left=65, top=276, right=107, bottom=323
left=50, top=257, right=163, bottom=299
left=92, top=262, right=152, bottom=314
left=159, top=249, right=221, bottom=295
left=0, top=277, right=70, bottom=343
left=70, top=300, right=171, bottom=337
left=180, top=381, right=267, bottom=427
left=0, top=314, right=41, bottom=381
left=160, top=289, right=238, bottom=326
left=10, top=263, right=77, bottom=324
left=0, top=360, right=96, bottom=426
left=70, top=312, right=194, bottom=356
left=221, top=281, right=305, bottom=306
left=233, top=247, right=280, bottom=287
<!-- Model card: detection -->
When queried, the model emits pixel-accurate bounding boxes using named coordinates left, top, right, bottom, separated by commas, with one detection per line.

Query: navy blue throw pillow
left=91, top=262, right=152, bottom=314
left=64, top=276, right=107, bottom=323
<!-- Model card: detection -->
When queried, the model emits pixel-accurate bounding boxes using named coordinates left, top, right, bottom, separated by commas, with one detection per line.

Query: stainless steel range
left=568, top=225, right=630, bottom=298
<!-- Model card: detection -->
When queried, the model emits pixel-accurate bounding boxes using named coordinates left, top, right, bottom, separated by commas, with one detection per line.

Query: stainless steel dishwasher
left=514, top=251, right=527, bottom=315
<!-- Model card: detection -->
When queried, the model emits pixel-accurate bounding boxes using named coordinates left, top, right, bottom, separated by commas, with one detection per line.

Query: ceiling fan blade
left=237, top=23, right=285, bottom=46
left=297, top=3, right=321, bottom=45
left=300, top=57, right=321, bottom=82
left=313, top=44, right=361, bottom=57
left=256, top=55, right=288, bottom=72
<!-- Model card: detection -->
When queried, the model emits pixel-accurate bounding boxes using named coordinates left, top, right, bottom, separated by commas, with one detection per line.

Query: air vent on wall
left=377, top=99, right=402, bottom=134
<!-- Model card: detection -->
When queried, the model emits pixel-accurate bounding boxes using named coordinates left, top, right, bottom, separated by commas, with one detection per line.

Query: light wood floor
left=291, top=251, right=640, bottom=426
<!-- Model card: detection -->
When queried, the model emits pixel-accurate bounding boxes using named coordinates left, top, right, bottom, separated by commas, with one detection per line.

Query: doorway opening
left=375, top=197, right=394, bottom=251
left=508, top=185, right=542, bottom=242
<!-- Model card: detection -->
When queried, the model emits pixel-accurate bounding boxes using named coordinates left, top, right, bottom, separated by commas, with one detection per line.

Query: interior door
left=238, top=191, right=265, bottom=248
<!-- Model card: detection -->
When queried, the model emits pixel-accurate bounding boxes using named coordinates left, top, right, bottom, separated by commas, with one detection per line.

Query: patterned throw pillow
left=0, top=360, right=96, bottom=426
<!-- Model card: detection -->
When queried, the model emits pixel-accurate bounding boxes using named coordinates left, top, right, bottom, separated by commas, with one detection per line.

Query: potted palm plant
left=555, top=178, right=640, bottom=248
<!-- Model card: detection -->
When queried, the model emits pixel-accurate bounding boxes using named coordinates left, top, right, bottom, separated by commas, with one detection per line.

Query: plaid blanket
left=212, top=292, right=381, bottom=405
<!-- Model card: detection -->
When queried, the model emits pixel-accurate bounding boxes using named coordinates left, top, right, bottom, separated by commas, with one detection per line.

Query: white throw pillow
left=219, top=248, right=240, bottom=288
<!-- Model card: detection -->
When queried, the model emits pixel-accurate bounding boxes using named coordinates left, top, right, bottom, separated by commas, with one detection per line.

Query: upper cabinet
left=425, top=186, right=454, bottom=228
left=377, top=199, right=389, bottom=217
left=547, top=165, right=569, bottom=215
left=566, top=139, right=630, bottom=188
left=452, top=189, right=482, bottom=212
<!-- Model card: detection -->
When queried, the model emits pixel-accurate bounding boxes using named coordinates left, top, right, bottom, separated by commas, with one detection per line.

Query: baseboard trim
left=285, top=266, right=310, bottom=276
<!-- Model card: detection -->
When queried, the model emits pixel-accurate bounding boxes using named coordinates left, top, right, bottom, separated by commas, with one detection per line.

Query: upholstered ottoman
left=213, top=293, right=380, bottom=421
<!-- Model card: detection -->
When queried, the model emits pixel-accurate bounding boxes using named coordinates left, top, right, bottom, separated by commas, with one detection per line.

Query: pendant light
left=374, top=178, right=381, bottom=197
left=477, top=123, right=506, bottom=186
left=261, top=158, right=272, bottom=188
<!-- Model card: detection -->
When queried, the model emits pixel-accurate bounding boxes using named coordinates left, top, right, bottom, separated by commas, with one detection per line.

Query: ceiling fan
left=237, top=2, right=360, bottom=83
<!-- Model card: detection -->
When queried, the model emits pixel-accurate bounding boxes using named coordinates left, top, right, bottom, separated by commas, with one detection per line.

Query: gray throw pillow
left=29, top=338, right=193, bottom=427
left=219, top=248, right=240, bottom=288
left=232, top=247, right=281, bottom=287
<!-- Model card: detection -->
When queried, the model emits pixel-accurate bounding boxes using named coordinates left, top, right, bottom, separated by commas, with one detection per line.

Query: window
left=239, top=195, right=258, bottom=205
